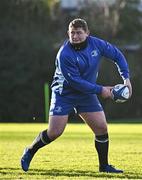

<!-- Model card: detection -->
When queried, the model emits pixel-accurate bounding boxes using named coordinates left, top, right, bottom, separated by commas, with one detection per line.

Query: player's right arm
left=101, top=86, right=113, bottom=99
left=58, top=53, right=103, bottom=95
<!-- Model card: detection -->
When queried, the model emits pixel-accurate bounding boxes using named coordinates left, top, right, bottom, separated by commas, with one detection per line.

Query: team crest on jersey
left=91, top=50, right=98, bottom=57
left=54, top=106, right=62, bottom=113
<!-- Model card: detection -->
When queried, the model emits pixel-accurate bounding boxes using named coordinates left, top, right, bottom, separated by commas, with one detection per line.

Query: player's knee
left=97, top=123, right=108, bottom=134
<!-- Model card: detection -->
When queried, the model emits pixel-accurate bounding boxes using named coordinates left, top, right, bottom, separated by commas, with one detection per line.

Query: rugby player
left=21, top=18, right=132, bottom=173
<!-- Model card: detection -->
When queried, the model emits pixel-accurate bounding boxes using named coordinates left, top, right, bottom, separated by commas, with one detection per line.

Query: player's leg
left=77, top=94, right=123, bottom=173
left=79, top=111, right=107, bottom=134
left=79, top=111, right=109, bottom=166
left=21, top=92, right=73, bottom=172
left=28, top=115, right=68, bottom=154
left=79, top=111, right=123, bottom=173
left=21, top=115, right=68, bottom=172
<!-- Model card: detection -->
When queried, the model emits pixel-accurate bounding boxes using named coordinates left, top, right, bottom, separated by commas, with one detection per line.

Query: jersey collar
left=69, top=38, right=88, bottom=51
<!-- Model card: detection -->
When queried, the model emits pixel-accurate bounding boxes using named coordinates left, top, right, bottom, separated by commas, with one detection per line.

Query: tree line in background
left=0, top=0, right=142, bottom=122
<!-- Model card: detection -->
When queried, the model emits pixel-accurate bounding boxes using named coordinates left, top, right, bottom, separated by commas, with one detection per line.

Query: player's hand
left=124, top=78, right=132, bottom=98
left=101, top=86, right=113, bottom=99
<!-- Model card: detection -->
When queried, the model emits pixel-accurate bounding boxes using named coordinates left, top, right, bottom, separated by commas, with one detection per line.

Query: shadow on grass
left=0, top=167, right=142, bottom=179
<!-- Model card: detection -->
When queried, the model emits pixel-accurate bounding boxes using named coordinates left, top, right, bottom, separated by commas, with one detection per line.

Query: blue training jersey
left=51, top=36, right=129, bottom=97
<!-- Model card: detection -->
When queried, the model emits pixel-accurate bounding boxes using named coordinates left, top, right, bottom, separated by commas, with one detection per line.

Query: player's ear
left=67, top=30, right=70, bottom=37
left=87, top=30, right=90, bottom=36
left=67, top=30, right=69, bottom=36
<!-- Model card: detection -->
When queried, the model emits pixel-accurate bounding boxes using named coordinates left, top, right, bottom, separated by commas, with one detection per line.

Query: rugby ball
left=111, top=84, right=130, bottom=103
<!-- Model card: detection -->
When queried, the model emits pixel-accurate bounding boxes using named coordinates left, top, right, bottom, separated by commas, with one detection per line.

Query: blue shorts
left=49, top=92, right=103, bottom=116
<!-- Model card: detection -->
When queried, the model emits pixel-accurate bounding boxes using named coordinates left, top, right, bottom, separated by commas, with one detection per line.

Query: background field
left=0, top=123, right=142, bottom=180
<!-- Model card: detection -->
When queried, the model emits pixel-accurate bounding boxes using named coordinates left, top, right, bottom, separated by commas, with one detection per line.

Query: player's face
left=68, top=27, right=89, bottom=44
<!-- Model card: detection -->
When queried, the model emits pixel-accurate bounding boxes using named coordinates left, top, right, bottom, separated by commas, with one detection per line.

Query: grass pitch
left=0, top=123, right=142, bottom=180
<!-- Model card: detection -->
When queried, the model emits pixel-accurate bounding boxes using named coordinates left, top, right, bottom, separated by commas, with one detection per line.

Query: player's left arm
left=124, top=78, right=132, bottom=97
left=97, top=39, right=132, bottom=97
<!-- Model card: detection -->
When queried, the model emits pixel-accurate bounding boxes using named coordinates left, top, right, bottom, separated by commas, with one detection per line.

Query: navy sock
left=95, top=133, right=109, bottom=167
left=28, top=129, right=52, bottom=155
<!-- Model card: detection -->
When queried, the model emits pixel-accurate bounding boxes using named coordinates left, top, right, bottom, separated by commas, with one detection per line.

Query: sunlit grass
left=0, top=123, right=142, bottom=179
